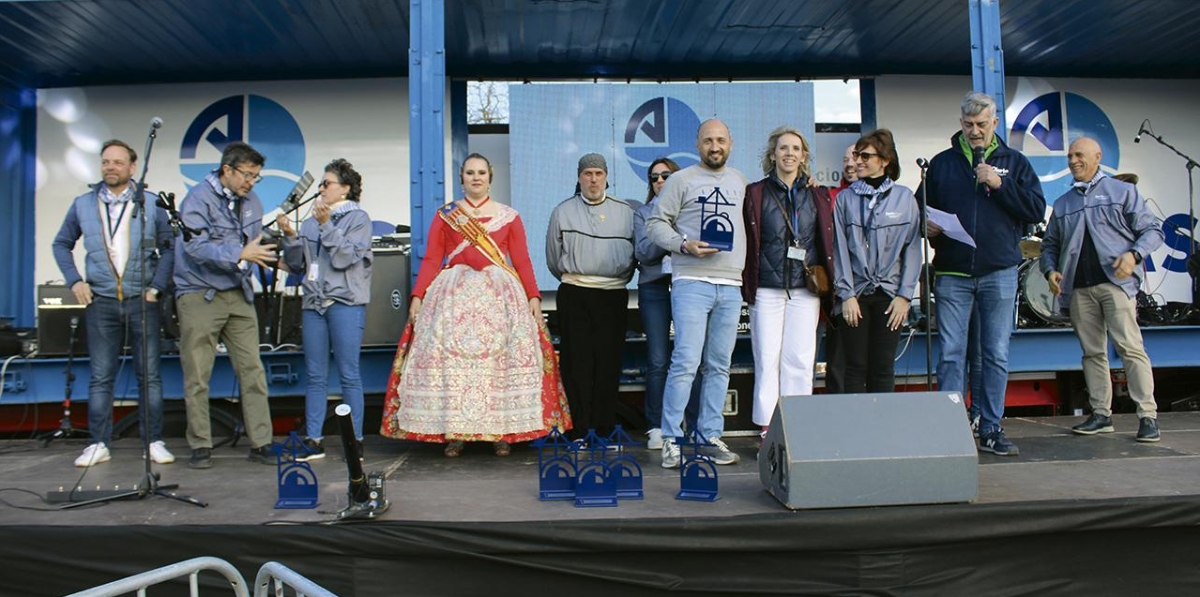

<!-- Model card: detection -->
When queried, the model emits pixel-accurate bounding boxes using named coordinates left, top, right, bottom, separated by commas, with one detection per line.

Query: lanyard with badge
left=768, top=187, right=806, bottom=263
left=860, top=191, right=882, bottom=251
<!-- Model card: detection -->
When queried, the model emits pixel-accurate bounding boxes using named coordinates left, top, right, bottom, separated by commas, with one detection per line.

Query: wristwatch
left=148, top=288, right=162, bottom=299
left=680, top=241, right=689, bottom=255
left=1130, top=251, right=1143, bottom=265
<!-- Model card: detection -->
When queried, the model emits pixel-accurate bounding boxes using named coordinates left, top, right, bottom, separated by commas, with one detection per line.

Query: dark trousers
left=839, top=290, right=901, bottom=393
left=822, top=317, right=846, bottom=394
left=557, top=283, right=628, bottom=440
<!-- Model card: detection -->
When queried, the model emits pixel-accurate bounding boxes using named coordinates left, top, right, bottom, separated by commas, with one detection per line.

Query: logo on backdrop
left=179, top=94, right=306, bottom=211
left=623, top=97, right=701, bottom=181
left=1008, top=91, right=1119, bottom=202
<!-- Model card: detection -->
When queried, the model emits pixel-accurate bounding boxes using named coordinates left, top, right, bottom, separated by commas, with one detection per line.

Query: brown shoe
left=493, top=441, right=511, bottom=457
left=444, top=440, right=464, bottom=458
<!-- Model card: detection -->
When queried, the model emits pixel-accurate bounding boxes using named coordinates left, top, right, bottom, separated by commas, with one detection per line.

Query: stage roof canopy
left=2, top=0, right=1199, bottom=90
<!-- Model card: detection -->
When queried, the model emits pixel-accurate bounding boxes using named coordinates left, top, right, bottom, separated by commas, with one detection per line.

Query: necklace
left=464, top=196, right=491, bottom=216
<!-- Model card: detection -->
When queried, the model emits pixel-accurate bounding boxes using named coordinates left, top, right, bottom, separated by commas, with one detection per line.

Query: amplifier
left=37, top=284, right=88, bottom=356
left=363, top=248, right=410, bottom=346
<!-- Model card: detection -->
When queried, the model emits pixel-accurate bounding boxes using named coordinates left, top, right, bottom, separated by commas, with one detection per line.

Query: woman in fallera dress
left=381, top=153, right=571, bottom=457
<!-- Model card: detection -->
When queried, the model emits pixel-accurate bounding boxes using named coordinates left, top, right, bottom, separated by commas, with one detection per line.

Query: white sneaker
left=646, top=428, right=663, bottom=450
left=147, top=441, right=176, bottom=464
left=661, top=440, right=680, bottom=469
left=699, top=437, right=740, bottom=465
left=74, top=443, right=111, bottom=467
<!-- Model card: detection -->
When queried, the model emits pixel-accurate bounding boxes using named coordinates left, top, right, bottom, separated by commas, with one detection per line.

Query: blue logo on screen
left=1009, top=91, right=1119, bottom=201
left=623, top=97, right=701, bottom=180
left=179, top=94, right=306, bottom=211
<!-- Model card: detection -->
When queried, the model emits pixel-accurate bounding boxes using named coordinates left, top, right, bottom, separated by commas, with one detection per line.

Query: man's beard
left=702, top=151, right=728, bottom=169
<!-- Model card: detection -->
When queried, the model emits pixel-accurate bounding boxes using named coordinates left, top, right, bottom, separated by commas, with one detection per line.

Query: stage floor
left=2, top=411, right=1199, bottom=525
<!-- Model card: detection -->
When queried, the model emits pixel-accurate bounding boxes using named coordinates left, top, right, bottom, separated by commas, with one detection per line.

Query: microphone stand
left=38, top=316, right=88, bottom=445
left=56, top=119, right=205, bottom=509
left=1139, top=126, right=1199, bottom=306
left=917, top=158, right=934, bottom=390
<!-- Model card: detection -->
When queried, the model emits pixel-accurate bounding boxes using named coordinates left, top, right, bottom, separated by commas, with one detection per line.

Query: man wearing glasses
left=174, top=141, right=279, bottom=469
left=918, top=92, right=1046, bottom=457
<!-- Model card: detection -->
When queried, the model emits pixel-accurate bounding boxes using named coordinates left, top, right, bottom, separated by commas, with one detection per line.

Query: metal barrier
left=64, top=556, right=250, bottom=597
left=252, top=562, right=337, bottom=597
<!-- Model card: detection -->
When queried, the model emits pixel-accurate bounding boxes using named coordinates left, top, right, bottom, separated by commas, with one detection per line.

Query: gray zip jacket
left=1040, top=174, right=1163, bottom=312
left=634, top=198, right=669, bottom=284
left=646, top=164, right=748, bottom=281
left=545, top=194, right=639, bottom=285
left=281, top=202, right=374, bottom=312
left=832, top=179, right=922, bottom=312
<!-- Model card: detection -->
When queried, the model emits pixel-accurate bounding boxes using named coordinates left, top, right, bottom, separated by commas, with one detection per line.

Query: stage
left=2, top=412, right=1200, bottom=596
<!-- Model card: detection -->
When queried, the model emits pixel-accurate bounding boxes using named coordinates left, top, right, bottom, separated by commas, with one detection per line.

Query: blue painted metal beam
left=859, top=78, right=877, bottom=134
left=0, top=87, right=37, bottom=327
left=450, top=79, right=468, bottom=195
left=969, top=0, right=1007, bottom=138
left=409, top=0, right=447, bottom=285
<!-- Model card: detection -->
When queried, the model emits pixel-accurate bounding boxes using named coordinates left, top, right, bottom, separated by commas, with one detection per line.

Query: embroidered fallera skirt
left=381, top=264, right=571, bottom=442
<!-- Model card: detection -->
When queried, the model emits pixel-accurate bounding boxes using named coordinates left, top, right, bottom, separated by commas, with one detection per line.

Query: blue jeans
left=935, top=267, right=1018, bottom=436
left=661, top=280, right=741, bottom=441
left=85, top=295, right=164, bottom=445
left=302, top=303, right=366, bottom=440
left=638, top=282, right=700, bottom=432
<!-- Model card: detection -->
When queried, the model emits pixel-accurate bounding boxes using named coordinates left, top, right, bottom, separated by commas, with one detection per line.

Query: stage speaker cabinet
left=37, top=284, right=88, bottom=356
left=363, top=248, right=411, bottom=346
left=759, top=392, right=978, bottom=509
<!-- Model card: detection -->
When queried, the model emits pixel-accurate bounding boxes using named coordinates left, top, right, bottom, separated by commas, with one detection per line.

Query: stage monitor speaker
left=363, top=248, right=410, bottom=346
left=759, top=392, right=978, bottom=509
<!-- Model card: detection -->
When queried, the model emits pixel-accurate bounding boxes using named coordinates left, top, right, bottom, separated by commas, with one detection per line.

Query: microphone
left=916, top=158, right=929, bottom=169
left=150, top=117, right=164, bottom=129
left=279, top=191, right=320, bottom=216
left=1134, top=120, right=1149, bottom=144
left=972, top=146, right=985, bottom=168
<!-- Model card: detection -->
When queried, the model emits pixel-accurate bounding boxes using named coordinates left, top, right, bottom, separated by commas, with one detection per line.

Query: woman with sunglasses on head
left=381, top=153, right=571, bottom=458
left=832, top=129, right=922, bottom=393
left=277, top=158, right=372, bottom=460
left=633, top=158, right=700, bottom=448
left=743, top=126, right=836, bottom=437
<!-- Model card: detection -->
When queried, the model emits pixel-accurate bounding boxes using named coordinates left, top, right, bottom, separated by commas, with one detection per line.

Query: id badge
left=661, top=255, right=673, bottom=274
left=787, top=246, right=807, bottom=262
left=307, top=262, right=320, bottom=282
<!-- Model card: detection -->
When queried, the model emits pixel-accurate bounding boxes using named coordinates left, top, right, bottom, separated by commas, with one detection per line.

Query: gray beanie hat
left=578, top=153, right=608, bottom=176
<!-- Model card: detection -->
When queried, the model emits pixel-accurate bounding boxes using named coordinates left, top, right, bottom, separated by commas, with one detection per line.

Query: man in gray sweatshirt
left=546, top=153, right=638, bottom=440
left=646, top=119, right=747, bottom=468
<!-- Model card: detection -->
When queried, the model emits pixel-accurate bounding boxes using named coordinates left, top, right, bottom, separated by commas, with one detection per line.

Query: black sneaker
left=188, top=448, right=212, bottom=469
left=295, top=438, right=325, bottom=462
left=247, top=445, right=276, bottom=465
left=1072, top=413, right=1115, bottom=435
left=1136, top=417, right=1161, bottom=443
left=979, top=430, right=1020, bottom=456
left=969, top=413, right=981, bottom=438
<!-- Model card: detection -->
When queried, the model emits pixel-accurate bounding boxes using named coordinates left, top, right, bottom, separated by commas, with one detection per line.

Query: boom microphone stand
left=916, top=157, right=934, bottom=390
left=1136, top=119, right=1199, bottom=306
left=56, top=118, right=205, bottom=509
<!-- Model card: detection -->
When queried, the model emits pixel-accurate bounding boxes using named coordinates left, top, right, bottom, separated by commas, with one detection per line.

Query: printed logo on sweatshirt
left=179, top=94, right=307, bottom=212
left=623, top=97, right=701, bottom=181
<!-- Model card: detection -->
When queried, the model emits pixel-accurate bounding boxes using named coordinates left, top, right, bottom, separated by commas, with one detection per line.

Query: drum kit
left=1016, top=227, right=1070, bottom=328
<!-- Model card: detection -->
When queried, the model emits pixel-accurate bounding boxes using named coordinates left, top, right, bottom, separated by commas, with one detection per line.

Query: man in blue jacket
left=174, top=142, right=278, bottom=469
left=919, top=92, right=1046, bottom=457
left=52, top=139, right=176, bottom=467
left=1042, top=138, right=1164, bottom=442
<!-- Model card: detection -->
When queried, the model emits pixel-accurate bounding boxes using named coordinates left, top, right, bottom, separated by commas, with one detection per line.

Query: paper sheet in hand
left=926, top=207, right=976, bottom=248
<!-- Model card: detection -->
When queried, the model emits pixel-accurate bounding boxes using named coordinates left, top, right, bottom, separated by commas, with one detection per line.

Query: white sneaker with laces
left=646, top=428, right=663, bottom=450
left=661, top=440, right=680, bottom=469
left=147, top=440, right=176, bottom=464
left=700, top=437, right=740, bottom=465
left=74, top=443, right=111, bottom=467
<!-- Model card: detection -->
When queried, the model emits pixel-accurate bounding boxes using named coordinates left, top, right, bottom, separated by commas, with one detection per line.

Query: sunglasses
left=319, top=179, right=342, bottom=188
left=649, top=172, right=672, bottom=182
left=852, top=151, right=880, bottom=161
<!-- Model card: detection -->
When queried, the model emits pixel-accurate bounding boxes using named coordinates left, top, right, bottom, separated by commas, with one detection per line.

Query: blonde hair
left=760, top=126, right=812, bottom=177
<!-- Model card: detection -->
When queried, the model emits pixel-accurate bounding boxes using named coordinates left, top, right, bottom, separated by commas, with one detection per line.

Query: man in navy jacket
left=918, top=92, right=1046, bottom=457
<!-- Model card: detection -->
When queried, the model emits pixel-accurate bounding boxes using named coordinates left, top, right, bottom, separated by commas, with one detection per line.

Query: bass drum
left=1018, top=261, right=1070, bottom=327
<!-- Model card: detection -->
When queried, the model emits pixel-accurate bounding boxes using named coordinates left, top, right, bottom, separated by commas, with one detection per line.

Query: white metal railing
left=252, top=562, right=337, bottom=597
left=63, top=556, right=250, bottom=597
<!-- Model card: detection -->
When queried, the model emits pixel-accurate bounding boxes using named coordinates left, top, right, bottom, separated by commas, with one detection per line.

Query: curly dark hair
left=325, top=158, right=363, bottom=202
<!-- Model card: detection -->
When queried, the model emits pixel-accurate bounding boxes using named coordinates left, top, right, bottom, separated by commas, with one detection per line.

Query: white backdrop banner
left=878, top=75, right=1200, bottom=305
left=35, top=78, right=412, bottom=291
